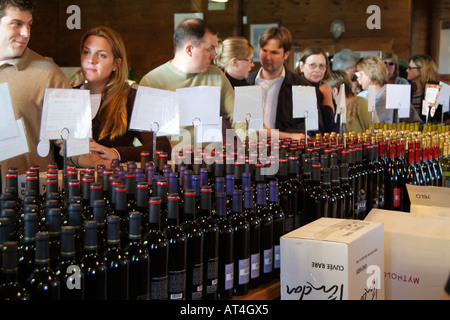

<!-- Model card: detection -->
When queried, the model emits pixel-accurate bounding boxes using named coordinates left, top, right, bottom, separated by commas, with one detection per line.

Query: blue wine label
left=225, top=262, right=234, bottom=290
left=263, top=248, right=273, bottom=274
left=274, top=245, right=281, bottom=269
left=238, top=258, right=250, bottom=285
left=250, top=253, right=260, bottom=279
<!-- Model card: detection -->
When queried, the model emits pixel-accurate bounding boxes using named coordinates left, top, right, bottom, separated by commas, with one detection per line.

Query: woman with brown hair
left=382, top=52, right=409, bottom=85
left=295, top=45, right=338, bottom=133
left=407, top=54, right=440, bottom=122
left=71, top=26, right=171, bottom=168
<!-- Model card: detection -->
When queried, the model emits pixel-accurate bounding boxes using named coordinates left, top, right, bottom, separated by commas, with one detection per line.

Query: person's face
left=230, top=54, right=254, bottom=80
left=406, top=60, right=421, bottom=82
left=356, top=69, right=372, bottom=90
left=81, top=35, right=121, bottom=89
left=259, top=39, right=289, bottom=77
left=0, top=6, right=32, bottom=60
left=190, top=31, right=217, bottom=73
left=384, top=58, right=396, bottom=80
left=300, top=54, right=327, bottom=83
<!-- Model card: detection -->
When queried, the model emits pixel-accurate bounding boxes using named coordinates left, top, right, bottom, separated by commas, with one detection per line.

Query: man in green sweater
left=140, top=18, right=246, bottom=156
left=0, top=0, right=70, bottom=179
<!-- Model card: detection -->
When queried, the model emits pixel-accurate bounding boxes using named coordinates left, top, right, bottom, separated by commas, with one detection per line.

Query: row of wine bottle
left=1, top=126, right=449, bottom=300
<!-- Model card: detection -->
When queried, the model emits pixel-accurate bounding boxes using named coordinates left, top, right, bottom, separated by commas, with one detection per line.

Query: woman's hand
left=89, top=141, right=120, bottom=161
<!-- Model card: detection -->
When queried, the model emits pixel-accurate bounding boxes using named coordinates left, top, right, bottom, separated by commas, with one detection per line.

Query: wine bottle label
left=393, top=188, right=401, bottom=207
left=168, top=269, right=186, bottom=300
left=190, top=263, right=204, bottom=300
left=224, top=263, right=234, bottom=290
left=150, top=276, right=168, bottom=300
left=274, top=245, right=281, bottom=269
left=238, top=258, right=250, bottom=285
left=250, top=253, right=260, bottom=279
left=263, top=248, right=273, bottom=274
left=206, top=257, right=219, bottom=294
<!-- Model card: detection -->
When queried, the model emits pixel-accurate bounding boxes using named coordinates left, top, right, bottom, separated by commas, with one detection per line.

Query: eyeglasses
left=305, top=63, right=327, bottom=70
left=407, top=66, right=421, bottom=70
left=384, top=61, right=395, bottom=66
left=239, top=58, right=254, bottom=63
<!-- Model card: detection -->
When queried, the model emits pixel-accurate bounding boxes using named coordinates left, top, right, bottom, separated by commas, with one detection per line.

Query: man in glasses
left=0, top=0, right=70, bottom=178
left=247, top=26, right=310, bottom=141
left=140, top=18, right=246, bottom=149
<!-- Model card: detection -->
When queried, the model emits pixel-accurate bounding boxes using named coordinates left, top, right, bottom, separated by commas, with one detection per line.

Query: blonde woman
left=72, top=26, right=171, bottom=168
left=407, top=54, right=440, bottom=122
left=355, top=56, right=391, bottom=123
left=326, top=70, right=378, bottom=133
left=215, top=36, right=255, bottom=87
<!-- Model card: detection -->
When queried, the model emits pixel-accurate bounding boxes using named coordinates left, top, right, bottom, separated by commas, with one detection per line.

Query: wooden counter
left=231, top=280, right=280, bottom=300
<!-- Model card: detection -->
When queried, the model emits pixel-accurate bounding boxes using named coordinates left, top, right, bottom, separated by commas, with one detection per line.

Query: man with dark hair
left=140, top=18, right=245, bottom=148
left=0, top=0, right=70, bottom=177
left=247, top=26, right=310, bottom=141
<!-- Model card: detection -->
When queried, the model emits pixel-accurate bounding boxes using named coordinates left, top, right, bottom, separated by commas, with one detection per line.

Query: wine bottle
left=255, top=183, right=273, bottom=284
left=268, top=180, right=284, bottom=278
left=55, top=226, right=83, bottom=300
left=67, top=203, right=84, bottom=261
left=80, top=220, right=107, bottom=300
left=143, top=197, right=169, bottom=300
left=155, top=179, right=169, bottom=230
left=373, top=143, right=385, bottom=209
left=396, top=142, right=407, bottom=211
left=321, top=167, right=337, bottom=218
left=442, top=142, right=450, bottom=187
left=404, top=145, right=420, bottom=212
left=135, top=182, right=150, bottom=235
left=197, top=186, right=219, bottom=300
left=179, top=189, right=204, bottom=300
left=229, top=189, right=250, bottom=296
left=330, top=165, right=345, bottom=219
left=125, top=211, right=150, bottom=300
left=339, top=163, right=355, bottom=219
left=243, top=185, right=261, bottom=289
left=0, top=241, right=30, bottom=300
left=276, top=157, right=293, bottom=233
left=163, top=193, right=187, bottom=300
left=104, top=215, right=129, bottom=300
left=46, top=207, right=62, bottom=270
left=385, top=143, right=402, bottom=211
left=17, top=213, right=38, bottom=285
left=27, top=232, right=60, bottom=300
left=354, top=146, right=368, bottom=219
left=212, top=191, right=234, bottom=300
left=432, top=145, right=443, bottom=187
left=306, top=163, right=327, bottom=223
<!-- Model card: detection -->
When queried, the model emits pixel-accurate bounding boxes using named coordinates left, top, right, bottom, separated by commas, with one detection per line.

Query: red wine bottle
left=142, top=197, right=169, bottom=300
left=104, top=215, right=129, bottom=300
left=80, top=220, right=107, bottom=300
left=212, top=191, right=234, bottom=300
left=255, top=183, right=273, bottom=283
left=18, top=213, right=37, bottom=285
left=243, top=185, right=261, bottom=289
left=55, top=226, right=83, bottom=300
left=268, top=180, right=284, bottom=278
left=27, top=232, right=60, bottom=300
left=385, top=143, right=402, bottom=211
left=163, top=193, right=187, bottom=300
left=125, top=211, right=150, bottom=300
left=179, top=189, right=204, bottom=300
left=197, top=186, right=219, bottom=300
left=0, top=241, right=30, bottom=300
left=229, top=188, right=250, bottom=296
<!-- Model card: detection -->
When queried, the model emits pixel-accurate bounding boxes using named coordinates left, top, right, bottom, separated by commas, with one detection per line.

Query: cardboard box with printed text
left=280, top=218, right=384, bottom=300
left=365, top=208, right=450, bottom=300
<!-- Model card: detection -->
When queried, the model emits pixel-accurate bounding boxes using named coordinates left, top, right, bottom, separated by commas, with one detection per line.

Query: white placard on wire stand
left=129, top=86, right=180, bottom=137
left=292, top=86, right=319, bottom=148
left=368, top=85, right=376, bottom=132
left=335, top=83, right=347, bottom=136
left=386, top=84, right=411, bottom=130
left=177, top=86, right=221, bottom=126
left=0, top=83, right=19, bottom=140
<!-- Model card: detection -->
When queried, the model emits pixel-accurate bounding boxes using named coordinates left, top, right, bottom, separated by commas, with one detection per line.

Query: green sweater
left=140, top=61, right=246, bottom=146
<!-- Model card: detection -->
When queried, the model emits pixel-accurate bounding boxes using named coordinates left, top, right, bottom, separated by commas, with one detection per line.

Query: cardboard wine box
left=365, top=208, right=450, bottom=300
left=280, top=218, right=384, bottom=300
